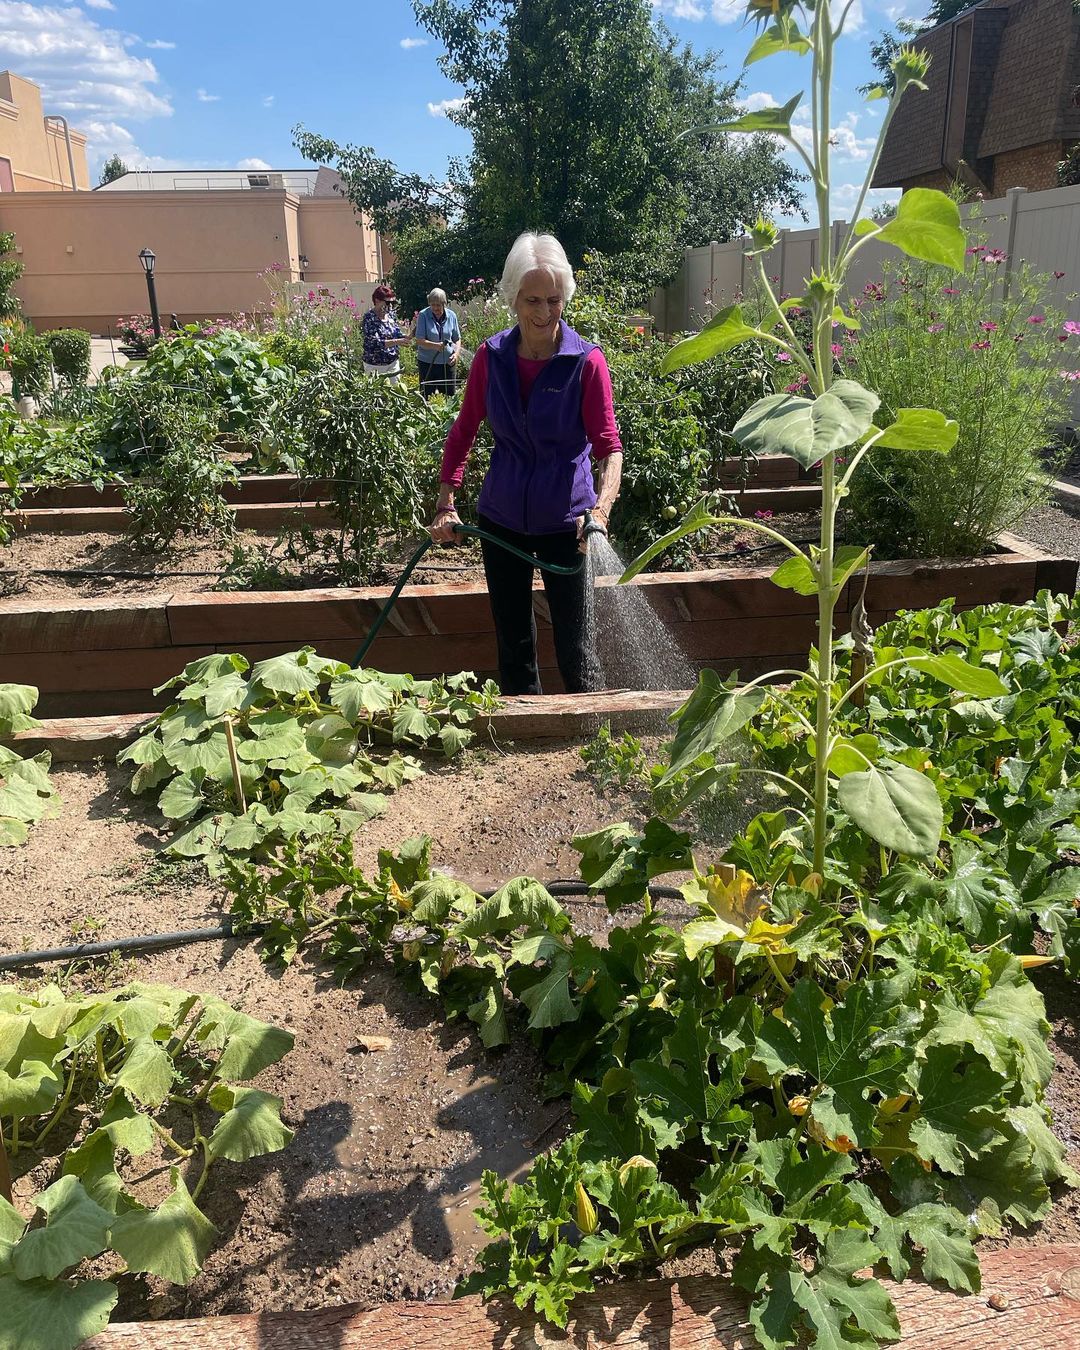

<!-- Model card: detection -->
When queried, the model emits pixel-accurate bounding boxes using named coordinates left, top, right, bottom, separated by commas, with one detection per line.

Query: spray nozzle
left=582, top=510, right=607, bottom=540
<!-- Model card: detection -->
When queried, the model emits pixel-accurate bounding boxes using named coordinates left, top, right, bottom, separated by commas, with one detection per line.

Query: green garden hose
left=350, top=519, right=594, bottom=668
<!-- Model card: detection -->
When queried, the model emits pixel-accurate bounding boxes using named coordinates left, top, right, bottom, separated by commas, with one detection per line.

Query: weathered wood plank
left=80, top=1244, right=1080, bottom=1349
left=0, top=595, right=175, bottom=655
left=3, top=502, right=336, bottom=535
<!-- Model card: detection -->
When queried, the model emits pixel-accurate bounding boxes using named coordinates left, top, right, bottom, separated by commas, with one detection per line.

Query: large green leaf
left=661, top=305, right=768, bottom=375
left=940, top=1133, right=1050, bottom=1235
left=114, top=1036, right=174, bottom=1108
left=11, top=1177, right=112, bottom=1280
left=250, top=650, right=321, bottom=695
left=732, top=380, right=881, bottom=469
left=837, top=762, right=943, bottom=859
left=873, top=408, right=959, bottom=453
left=157, top=770, right=206, bottom=822
left=518, top=955, right=578, bottom=1030
left=206, top=1085, right=295, bottom=1162
left=906, top=1045, right=1005, bottom=1173
left=661, top=671, right=765, bottom=784
left=631, top=1006, right=750, bottom=1147
left=705, top=91, right=803, bottom=137
left=0, top=1274, right=116, bottom=1350
left=745, top=17, right=811, bottom=66
left=905, top=652, right=1008, bottom=698
left=754, top=978, right=910, bottom=1146
left=0, top=1058, right=62, bottom=1117
left=200, top=1001, right=295, bottom=1081
left=854, top=187, right=966, bottom=270
left=109, top=1169, right=217, bottom=1284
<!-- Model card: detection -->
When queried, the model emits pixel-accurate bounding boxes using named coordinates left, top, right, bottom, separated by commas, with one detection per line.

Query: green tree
left=99, top=153, right=129, bottom=186
left=295, top=0, right=802, bottom=309
left=0, top=230, right=23, bottom=319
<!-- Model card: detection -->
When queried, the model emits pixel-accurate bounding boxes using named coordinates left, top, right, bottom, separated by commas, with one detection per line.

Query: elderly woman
left=430, top=232, right=623, bottom=695
left=414, top=287, right=462, bottom=398
left=362, top=284, right=409, bottom=383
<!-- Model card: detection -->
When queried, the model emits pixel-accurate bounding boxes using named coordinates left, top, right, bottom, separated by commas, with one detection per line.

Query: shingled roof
left=872, top=0, right=1080, bottom=190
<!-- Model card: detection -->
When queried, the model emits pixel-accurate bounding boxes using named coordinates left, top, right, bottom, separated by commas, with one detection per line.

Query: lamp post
left=298, top=254, right=309, bottom=281
left=138, top=247, right=162, bottom=340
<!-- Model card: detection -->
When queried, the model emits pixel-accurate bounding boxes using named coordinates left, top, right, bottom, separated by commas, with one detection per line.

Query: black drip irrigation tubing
left=0, top=882, right=687, bottom=973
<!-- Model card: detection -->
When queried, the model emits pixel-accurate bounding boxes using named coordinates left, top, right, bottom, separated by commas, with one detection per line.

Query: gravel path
left=1014, top=494, right=1080, bottom=591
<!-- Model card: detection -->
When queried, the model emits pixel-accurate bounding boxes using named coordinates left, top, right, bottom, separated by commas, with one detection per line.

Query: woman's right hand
left=429, top=506, right=462, bottom=543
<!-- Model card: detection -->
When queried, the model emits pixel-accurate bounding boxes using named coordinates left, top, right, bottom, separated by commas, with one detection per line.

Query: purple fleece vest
left=476, top=321, right=599, bottom=535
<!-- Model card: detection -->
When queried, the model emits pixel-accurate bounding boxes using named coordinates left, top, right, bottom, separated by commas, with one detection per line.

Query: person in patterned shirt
left=362, top=284, right=410, bottom=382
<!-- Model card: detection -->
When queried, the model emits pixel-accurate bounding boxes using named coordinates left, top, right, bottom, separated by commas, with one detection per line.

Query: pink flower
left=775, top=351, right=792, bottom=363
left=927, top=323, right=945, bottom=333
left=971, top=340, right=992, bottom=350
left=830, top=343, right=843, bottom=357
left=966, top=245, right=985, bottom=255
left=1055, top=271, right=1066, bottom=280
left=942, top=287, right=959, bottom=295
left=1062, top=321, right=1080, bottom=336
left=784, top=376, right=810, bottom=393
left=788, top=305, right=802, bottom=316
left=982, top=248, right=1007, bottom=264
left=753, top=509, right=774, bottom=520
left=1026, top=315, right=1045, bottom=324
left=1061, top=370, right=1080, bottom=382
left=979, top=321, right=997, bottom=332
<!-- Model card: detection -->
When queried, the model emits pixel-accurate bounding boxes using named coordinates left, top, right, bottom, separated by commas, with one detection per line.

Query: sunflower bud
left=789, top=1094, right=811, bottom=1117
left=892, top=44, right=931, bottom=94
left=748, top=215, right=779, bottom=255
left=575, top=1181, right=598, bottom=1235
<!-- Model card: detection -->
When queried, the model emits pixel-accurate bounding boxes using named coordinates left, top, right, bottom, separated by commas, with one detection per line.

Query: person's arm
left=431, top=344, right=489, bottom=540
left=581, top=349, right=624, bottom=533
left=414, top=310, right=441, bottom=351
left=449, top=311, right=462, bottom=364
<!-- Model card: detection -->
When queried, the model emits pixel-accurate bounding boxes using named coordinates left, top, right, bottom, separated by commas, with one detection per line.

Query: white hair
left=427, top=287, right=448, bottom=305
left=497, top=232, right=576, bottom=315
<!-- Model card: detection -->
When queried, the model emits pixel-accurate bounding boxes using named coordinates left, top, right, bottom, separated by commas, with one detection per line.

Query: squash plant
left=119, top=649, right=499, bottom=867
left=0, top=981, right=293, bottom=1350
left=0, top=684, right=59, bottom=847
left=623, top=0, right=970, bottom=878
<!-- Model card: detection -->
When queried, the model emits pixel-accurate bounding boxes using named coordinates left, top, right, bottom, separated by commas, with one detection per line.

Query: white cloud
left=0, top=2, right=172, bottom=120
left=649, top=0, right=706, bottom=18
left=236, top=157, right=271, bottom=170
left=143, top=38, right=175, bottom=50
left=741, top=91, right=779, bottom=112
left=709, top=0, right=746, bottom=20
left=84, top=0, right=115, bottom=9
left=196, top=88, right=220, bottom=103
left=400, top=36, right=428, bottom=48
left=262, top=94, right=275, bottom=107
left=427, top=96, right=466, bottom=118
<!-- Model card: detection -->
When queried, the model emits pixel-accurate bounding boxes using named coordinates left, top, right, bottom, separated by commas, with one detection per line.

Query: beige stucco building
left=0, top=73, right=386, bottom=332
left=0, top=71, right=89, bottom=192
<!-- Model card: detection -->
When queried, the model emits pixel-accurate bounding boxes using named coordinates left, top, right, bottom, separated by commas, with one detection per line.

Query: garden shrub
left=6, top=329, right=52, bottom=398
left=271, top=357, right=454, bottom=582
left=0, top=682, right=58, bottom=845
left=261, top=328, right=327, bottom=373
left=0, top=230, right=23, bottom=319
left=843, top=251, right=1071, bottom=558
left=122, top=400, right=236, bottom=548
left=138, top=327, right=292, bottom=440
left=44, top=328, right=92, bottom=387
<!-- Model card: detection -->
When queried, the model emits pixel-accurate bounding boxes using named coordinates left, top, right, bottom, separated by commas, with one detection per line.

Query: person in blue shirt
left=413, top=288, right=462, bottom=398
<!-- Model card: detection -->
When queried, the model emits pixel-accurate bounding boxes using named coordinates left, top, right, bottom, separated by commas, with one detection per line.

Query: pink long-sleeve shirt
left=439, top=342, right=623, bottom=488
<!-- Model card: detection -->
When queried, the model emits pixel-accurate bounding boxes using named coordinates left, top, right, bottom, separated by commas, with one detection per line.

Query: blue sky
left=0, top=0, right=923, bottom=224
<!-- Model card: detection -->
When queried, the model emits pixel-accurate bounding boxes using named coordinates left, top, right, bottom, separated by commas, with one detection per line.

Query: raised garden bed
left=2, top=531, right=1074, bottom=718
left=80, top=1244, right=1080, bottom=1348
left=2, top=740, right=1078, bottom=1344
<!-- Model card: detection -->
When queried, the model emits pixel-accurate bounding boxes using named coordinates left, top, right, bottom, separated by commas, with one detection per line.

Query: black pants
left=478, top=513, right=601, bottom=695
left=418, top=359, right=456, bottom=398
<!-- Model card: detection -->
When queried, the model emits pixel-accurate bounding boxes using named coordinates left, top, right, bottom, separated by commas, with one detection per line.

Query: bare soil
left=0, top=516, right=802, bottom=604
left=1, top=743, right=1076, bottom=1326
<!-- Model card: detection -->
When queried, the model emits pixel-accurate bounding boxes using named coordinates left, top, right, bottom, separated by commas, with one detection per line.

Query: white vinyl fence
left=650, top=183, right=1080, bottom=421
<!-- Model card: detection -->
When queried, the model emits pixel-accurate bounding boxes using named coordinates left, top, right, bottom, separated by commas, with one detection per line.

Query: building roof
left=95, top=166, right=344, bottom=196
left=872, top=0, right=1080, bottom=189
